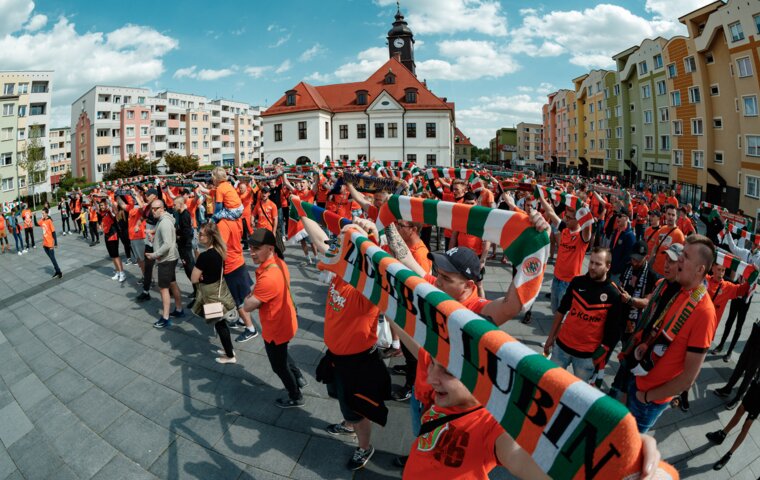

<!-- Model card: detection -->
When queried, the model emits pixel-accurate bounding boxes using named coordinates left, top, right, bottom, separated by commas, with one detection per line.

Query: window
left=692, top=150, right=704, bottom=168
left=713, top=118, right=723, bottom=129
left=645, top=135, right=654, bottom=150
left=691, top=118, right=704, bottom=135
left=141, top=126, right=150, bottom=136
left=405, top=88, right=417, bottom=103
left=748, top=135, right=760, bottom=156
left=589, top=103, right=594, bottom=113
left=671, top=91, right=681, bottom=106
left=357, top=123, right=366, bottom=139
left=715, top=151, right=724, bottom=164
left=2, top=104, right=12, bottom=116
left=191, top=141, right=198, bottom=149
left=138, top=96, right=145, bottom=104
left=406, top=122, right=416, bottom=138
left=659, top=107, right=669, bottom=122
left=614, top=84, right=620, bottom=96
left=638, top=61, right=648, bottom=75
left=616, top=126, right=622, bottom=138
left=426, top=154, right=436, bottom=166
left=688, top=86, right=701, bottom=104
left=729, top=21, right=745, bottom=42
left=141, top=111, right=148, bottom=120
left=339, top=124, right=348, bottom=139
left=126, top=126, right=135, bottom=137
left=653, top=54, right=663, bottom=69
left=286, top=90, right=296, bottom=106
left=630, top=103, right=636, bottom=111
left=590, top=139, right=595, bottom=150
left=643, top=110, right=653, bottom=124
left=641, top=84, right=651, bottom=99
left=710, top=84, right=720, bottom=96
left=673, top=120, right=683, bottom=135
left=656, top=80, right=666, bottom=96
left=141, top=143, right=149, bottom=153
left=126, top=143, right=135, bottom=154
left=406, top=154, right=417, bottom=163
left=744, top=96, right=758, bottom=116
left=615, top=105, right=622, bottom=117
left=684, top=56, right=696, bottom=73
left=3, top=83, right=13, bottom=95
left=706, top=52, right=714, bottom=64
left=298, top=121, right=307, bottom=140
left=631, top=125, right=636, bottom=134
left=738, top=57, right=753, bottom=77
left=747, top=176, right=760, bottom=199
left=0, top=153, right=11, bottom=166
left=126, top=110, right=134, bottom=119
left=673, top=150, right=683, bottom=166
left=96, top=129, right=108, bottom=137
left=274, top=123, right=282, bottom=141
left=660, top=135, right=670, bottom=151
left=96, top=146, right=109, bottom=155
left=616, top=149, right=623, bottom=160
left=17, top=83, right=27, bottom=94
left=325, top=121, right=329, bottom=140
left=1, top=177, right=13, bottom=191
left=1, top=127, right=11, bottom=140
left=375, top=123, right=384, bottom=138
left=388, top=122, right=398, bottom=138
left=426, top=123, right=436, bottom=138
left=755, top=14, right=760, bottom=35
left=356, top=91, right=367, bottom=105
left=589, top=121, right=595, bottom=131
left=667, top=63, right=677, bottom=78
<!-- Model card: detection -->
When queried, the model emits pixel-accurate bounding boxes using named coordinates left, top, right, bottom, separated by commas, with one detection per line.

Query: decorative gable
left=367, top=90, right=403, bottom=112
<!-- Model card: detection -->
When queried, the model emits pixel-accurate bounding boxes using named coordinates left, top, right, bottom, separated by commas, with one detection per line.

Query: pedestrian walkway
left=0, top=212, right=757, bottom=479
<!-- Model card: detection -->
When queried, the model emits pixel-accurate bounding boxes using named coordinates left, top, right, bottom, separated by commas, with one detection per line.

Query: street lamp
left=629, top=144, right=639, bottom=187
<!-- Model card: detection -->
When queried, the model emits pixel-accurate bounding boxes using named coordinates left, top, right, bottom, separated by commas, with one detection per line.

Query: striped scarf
left=718, top=222, right=760, bottom=248
left=319, top=229, right=676, bottom=480
left=535, top=185, right=594, bottom=230
left=343, top=173, right=401, bottom=193
left=288, top=198, right=352, bottom=240
left=376, top=195, right=549, bottom=309
left=715, top=248, right=758, bottom=300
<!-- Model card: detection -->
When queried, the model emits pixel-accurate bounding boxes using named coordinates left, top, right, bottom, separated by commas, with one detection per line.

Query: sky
left=0, top=0, right=717, bottom=148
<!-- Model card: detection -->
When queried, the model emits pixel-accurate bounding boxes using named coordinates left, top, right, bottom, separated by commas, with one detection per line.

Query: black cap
left=260, top=186, right=271, bottom=193
left=429, top=247, right=483, bottom=282
left=248, top=228, right=282, bottom=258
left=630, top=239, right=648, bottom=261
left=146, top=188, right=159, bottom=197
left=649, top=209, right=660, bottom=217
left=618, top=207, right=630, bottom=219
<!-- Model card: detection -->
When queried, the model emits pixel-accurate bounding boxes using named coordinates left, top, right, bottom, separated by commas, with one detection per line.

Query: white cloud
left=231, top=27, right=245, bottom=36
left=173, top=65, right=237, bottom=81
left=0, top=6, right=178, bottom=127
left=275, top=60, right=291, bottom=74
left=24, top=14, right=47, bottom=32
left=417, top=40, right=519, bottom=81
left=335, top=47, right=389, bottom=81
left=244, top=66, right=272, bottom=79
left=299, top=43, right=325, bottom=62
left=375, top=0, right=508, bottom=36
left=269, top=33, right=291, bottom=48
left=516, top=83, right=555, bottom=95
left=457, top=93, right=545, bottom=146
left=305, top=72, right=332, bottom=83
left=645, top=0, right=715, bottom=23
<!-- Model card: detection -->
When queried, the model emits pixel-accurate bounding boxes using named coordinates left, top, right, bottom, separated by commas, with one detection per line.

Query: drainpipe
left=364, top=110, right=371, bottom=160
left=401, top=110, right=405, bottom=163
left=330, top=112, right=335, bottom=162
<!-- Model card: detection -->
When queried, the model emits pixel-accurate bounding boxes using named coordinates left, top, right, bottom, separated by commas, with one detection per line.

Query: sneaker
left=710, top=346, right=723, bottom=355
left=347, top=445, right=374, bottom=471
left=23, top=248, right=28, bottom=253
left=136, top=292, right=150, bottom=302
left=297, top=376, right=309, bottom=389
left=391, top=365, right=407, bottom=376
left=118, top=272, right=126, bottom=283
left=521, top=311, right=532, bottom=325
left=713, top=388, right=731, bottom=398
left=153, top=317, right=171, bottom=329
left=275, top=397, right=305, bottom=408
left=230, top=319, right=246, bottom=330
left=52, top=272, right=62, bottom=279
left=235, top=328, right=259, bottom=343
left=326, top=423, right=356, bottom=437
left=382, top=347, right=403, bottom=358
left=17, top=251, right=22, bottom=256
left=111, top=272, right=120, bottom=280
left=706, top=430, right=727, bottom=445
left=726, top=398, right=740, bottom=410
left=392, top=386, right=412, bottom=402
left=723, top=354, right=731, bottom=363
left=215, top=356, right=237, bottom=364
left=713, top=452, right=732, bottom=471
left=169, top=309, right=185, bottom=318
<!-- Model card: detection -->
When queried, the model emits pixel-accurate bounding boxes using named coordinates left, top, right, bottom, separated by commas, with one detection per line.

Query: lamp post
left=629, top=144, right=639, bottom=188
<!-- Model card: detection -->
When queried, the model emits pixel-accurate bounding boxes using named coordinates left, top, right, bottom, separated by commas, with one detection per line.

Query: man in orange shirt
left=21, top=204, right=35, bottom=250
left=125, top=195, right=146, bottom=276
left=676, top=206, right=696, bottom=236
left=643, top=210, right=661, bottom=255
left=244, top=228, right=305, bottom=408
left=253, top=187, right=278, bottom=233
left=88, top=199, right=100, bottom=246
left=649, top=204, right=684, bottom=277
left=38, top=208, right=62, bottom=278
left=633, top=199, right=649, bottom=240
left=238, top=181, right=254, bottom=246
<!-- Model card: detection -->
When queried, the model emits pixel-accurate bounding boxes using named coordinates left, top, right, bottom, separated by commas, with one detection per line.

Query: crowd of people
left=3, top=162, right=759, bottom=478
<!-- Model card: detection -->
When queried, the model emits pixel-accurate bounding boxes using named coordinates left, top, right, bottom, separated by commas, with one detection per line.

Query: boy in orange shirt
left=21, top=204, right=35, bottom=250
left=38, top=208, right=62, bottom=278
left=210, top=167, right=244, bottom=223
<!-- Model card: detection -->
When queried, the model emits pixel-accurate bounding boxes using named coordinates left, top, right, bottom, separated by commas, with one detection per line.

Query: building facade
left=0, top=71, right=53, bottom=204
left=489, top=128, right=518, bottom=166
left=515, top=122, right=544, bottom=170
left=542, top=89, right=577, bottom=173
left=71, top=87, right=262, bottom=182
left=454, top=127, right=473, bottom=165
left=49, top=127, right=71, bottom=189
left=574, top=70, right=612, bottom=175
left=261, top=9, right=455, bottom=168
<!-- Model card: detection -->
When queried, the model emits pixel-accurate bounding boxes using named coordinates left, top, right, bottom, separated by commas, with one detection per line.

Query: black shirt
left=620, top=264, right=659, bottom=334
left=195, top=249, right=223, bottom=284
left=174, top=209, right=193, bottom=247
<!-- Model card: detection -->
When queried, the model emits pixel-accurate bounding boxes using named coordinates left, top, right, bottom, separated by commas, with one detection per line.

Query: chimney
left=392, top=52, right=401, bottom=62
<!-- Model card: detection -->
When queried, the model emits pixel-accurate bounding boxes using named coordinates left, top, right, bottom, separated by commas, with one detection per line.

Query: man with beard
left=650, top=204, right=685, bottom=277
left=543, top=247, right=623, bottom=382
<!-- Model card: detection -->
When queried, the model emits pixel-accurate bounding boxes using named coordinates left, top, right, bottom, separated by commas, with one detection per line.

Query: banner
left=343, top=173, right=402, bottom=193
left=376, top=195, right=549, bottom=310
left=319, top=229, right=677, bottom=480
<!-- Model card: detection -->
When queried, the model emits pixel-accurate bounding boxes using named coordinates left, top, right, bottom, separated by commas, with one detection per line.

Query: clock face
left=393, top=38, right=405, bottom=48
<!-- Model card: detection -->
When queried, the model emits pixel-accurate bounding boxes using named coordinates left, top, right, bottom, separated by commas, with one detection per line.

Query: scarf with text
left=318, top=229, right=677, bottom=480
left=343, top=173, right=401, bottom=193
left=376, top=195, right=549, bottom=310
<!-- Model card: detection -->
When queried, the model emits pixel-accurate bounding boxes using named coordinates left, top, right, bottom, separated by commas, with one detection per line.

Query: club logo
left=522, top=256, right=542, bottom=276
left=600, top=293, right=608, bottom=302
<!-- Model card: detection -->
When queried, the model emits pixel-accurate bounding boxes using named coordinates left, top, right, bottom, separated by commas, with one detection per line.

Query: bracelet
left=644, top=391, right=649, bottom=403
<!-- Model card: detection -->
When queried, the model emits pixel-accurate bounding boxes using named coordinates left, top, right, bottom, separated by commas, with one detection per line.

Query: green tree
left=104, top=154, right=160, bottom=181
left=163, top=152, right=199, bottom=173
left=17, top=136, right=47, bottom=208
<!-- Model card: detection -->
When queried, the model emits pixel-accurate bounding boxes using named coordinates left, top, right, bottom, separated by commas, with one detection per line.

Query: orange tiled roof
left=454, top=127, right=472, bottom=146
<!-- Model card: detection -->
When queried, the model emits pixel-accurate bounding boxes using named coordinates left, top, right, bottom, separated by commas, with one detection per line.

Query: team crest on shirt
left=327, top=283, right=346, bottom=312
left=522, top=256, right=541, bottom=276
left=417, top=407, right=450, bottom=452
left=600, top=293, right=608, bottom=302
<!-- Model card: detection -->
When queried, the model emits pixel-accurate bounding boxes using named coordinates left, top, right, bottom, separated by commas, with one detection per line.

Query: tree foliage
left=470, top=146, right=491, bottom=164
left=18, top=136, right=47, bottom=185
left=103, top=154, right=160, bottom=181
left=163, top=152, right=199, bottom=173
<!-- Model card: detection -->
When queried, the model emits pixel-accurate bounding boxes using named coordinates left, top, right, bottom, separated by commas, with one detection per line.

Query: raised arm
left=346, top=183, right=371, bottom=211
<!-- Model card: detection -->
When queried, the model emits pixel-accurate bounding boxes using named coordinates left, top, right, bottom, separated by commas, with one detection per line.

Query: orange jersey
left=217, top=218, right=244, bottom=274
left=89, top=208, right=99, bottom=222
left=409, top=240, right=433, bottom=275
left=127, top=205, right=145, bottom=240
left=253, top=199, right=278, bottom=232
left=650, top=226, right=685, bottom=276
left=39, top=217, right=55, bottom=248
left=676, top=216, right=695, bottom=236
left=554, top=227, right=589, bottom=282
left=254, top=257, right=298, bottom=344
left=239, top=188, right=253, bottom=219
left=324, top=277, right=379, bottom=355
left=556, top=275, right=621, bottom=355
left=21, top=209, right=33, bottom=228
left=455, top=232, right=483, bottom=256
left=706, top=275, right=749, bottom=323
left=215, top=181, right=242, bottom=210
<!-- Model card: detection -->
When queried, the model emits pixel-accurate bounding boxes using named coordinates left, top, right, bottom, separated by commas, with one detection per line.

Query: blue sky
left=1, top=0, right=715, bottom=147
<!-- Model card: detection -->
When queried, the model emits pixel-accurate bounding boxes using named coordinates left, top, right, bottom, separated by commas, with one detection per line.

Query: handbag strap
left=418, top=406, right=483, bottom=437
left=217, top=256, right=224, bottom=298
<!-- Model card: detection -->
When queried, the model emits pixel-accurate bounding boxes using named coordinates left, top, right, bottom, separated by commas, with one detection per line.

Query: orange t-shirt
left=367, top=204, right=379, bottom=222
left=186, top=196, right=198, bottom=228
left=253, top=256, right=298, bottom=344
left=164, top=188, right=176, bottom=209
left=294, top=189, right=315, bottom=204
left=636, top=288, right=716, bottom=402
left=101, top=212, right=118, bottom=241
left=657, top=192, right=666, bottom=206
left=706, top=275, right=749, bottom=323
left=0, top=215, right=5, bottom=232
left=217, top=219, right=244, bottom=274
left=554, top=226, right=589, bottom=282
left=239, top=188, right=253, bottom=221
left=676, top=217, right=695, bottom=236
left=324, top=277, right=379, bottom=355
left=455, top=232, right=483, bottom=256
left=215, top=181, right=242, bottom=209
left=479, top=188, right=495, bottom=208
left=253, top=199, right=278, bottom=232
left=326, top=191, right=352, bottom=219
left=643, top=225, right=660, bottom=257
left=651, top=226, right=685, bottom=276
left=22, top=209, right=33, bottom=228
left=89, top=207, right=99, bottom=222
left=404, top=405, right=503, bottom=479
left=39, top=217, right=55, bottom=248
left=409, top=240, right=433, bottom=275
left=127, top=205, right=145, bottom=240
left=634, top=203, right=649, bottom=228
left=316, top=178, right=329, bottom=203
left=666, top=196, right=679, bottom=208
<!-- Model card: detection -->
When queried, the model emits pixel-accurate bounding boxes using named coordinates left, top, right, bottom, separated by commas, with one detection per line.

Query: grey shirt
left=152, top=212, right=179, bottom=263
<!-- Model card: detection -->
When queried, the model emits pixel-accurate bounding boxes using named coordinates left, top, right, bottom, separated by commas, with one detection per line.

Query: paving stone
left=156, top=397, right=236, bottom=449
left=0, top=443, right=15, bottom=480
left=149, top=436, right=249, bottom=480
left=83, top=356, right=139, bottom=394
left=41, top=329, right=82, bottom=356
left=0, top=402, right=33, bottom=449
left=8, top=373, right=51, bottom=411
left=6, top=430, right=65, bottom=479
left=114, top=376, right=184, bottom=421
left=124, top=347, right=181, bottom=384
left=102, top=410, right=176, bottom=468
left=68, top=386, right=128, bottom=434
left=289, top=436, right=355, bottom=480
left=91, top=453, right=160, bottom=480
left=19, top=347, right=65, bottom=381
left=25, top=394, right=80, bottom=440
left=45, top=366, right=94, bottom=403
left=50, top=420, right=117, bottom=479
left=0, top=345, right=31, bottom=386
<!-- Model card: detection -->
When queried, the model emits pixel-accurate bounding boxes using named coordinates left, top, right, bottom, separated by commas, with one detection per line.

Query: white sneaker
left=111, top=272, right=120, bottom=280
left=118, top=272, right=126, bottom=282
left=17, top=251, right=22, bottom=256
left=23, top=249, right=28, bottom=253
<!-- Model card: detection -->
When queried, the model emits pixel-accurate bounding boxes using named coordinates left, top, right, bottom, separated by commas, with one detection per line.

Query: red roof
left=454, top=127, right=472, bottom=146
left=262, top=57, right=453, bottom=116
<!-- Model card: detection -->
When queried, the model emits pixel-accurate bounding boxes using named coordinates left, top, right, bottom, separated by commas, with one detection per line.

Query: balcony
left=211, top=141, right=221, bottom=149
left=153, top=126, right=167, bottom=136
left=211, top=128, right=221, bottom=136
left=153, top=141, right=167, bottom=151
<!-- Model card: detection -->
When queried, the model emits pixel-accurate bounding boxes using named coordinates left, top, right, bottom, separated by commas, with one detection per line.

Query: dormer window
left=285, top=90, right=297, bottom=106
left=356, top=89, right=368, bottom=105
left=385, top=70, right=396, bottom=84
left=404, top=87, right=418, bottom=104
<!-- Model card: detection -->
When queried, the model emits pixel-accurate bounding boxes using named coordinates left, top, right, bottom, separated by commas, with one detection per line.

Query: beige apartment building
left=48, top=127, right=70, bottom=188
left=573, top=70, right=611, bottom=175
left=515, top=122, right=544, bottom=170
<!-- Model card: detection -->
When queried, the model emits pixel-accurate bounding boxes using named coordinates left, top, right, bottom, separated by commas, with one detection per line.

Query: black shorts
left=224, top=264, right=252, bottom=307
left=105, top=239, right=119, bottom=258
left=743, top=381, right=760, bottom=420
left=157, top=260, right=178, bottom=289
left=333, top=347, right=385, bottom=423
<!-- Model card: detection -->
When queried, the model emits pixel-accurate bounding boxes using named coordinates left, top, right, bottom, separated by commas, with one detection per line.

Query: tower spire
left=387, top=2, right=416, bottom=75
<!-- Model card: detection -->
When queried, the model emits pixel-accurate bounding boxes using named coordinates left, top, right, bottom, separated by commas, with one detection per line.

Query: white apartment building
left=49, top=127, right=71, bottom=188
left=516, top=122, right=544, bottom=169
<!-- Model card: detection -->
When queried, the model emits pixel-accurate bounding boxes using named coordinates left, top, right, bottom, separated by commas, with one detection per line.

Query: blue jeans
left=410, top=386, right=423, bottom=437
left=12, top=231, right=22, bottom=251
left=44, top=247, right=61, bottom=274
left=550, top=278, right=570, bottom=313
left=551, top=344, right=595, bottom=382
left=626, top=379, right=669, bottom=433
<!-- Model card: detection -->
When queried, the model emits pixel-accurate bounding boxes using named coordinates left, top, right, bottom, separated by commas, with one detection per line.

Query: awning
left=578, top=156, right=589, bottom=166
left=708, top=168, right=727, bottom=187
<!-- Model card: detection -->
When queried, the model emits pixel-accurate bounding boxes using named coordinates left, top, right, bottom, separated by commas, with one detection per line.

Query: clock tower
left=387, top=4, right=415, bottom=75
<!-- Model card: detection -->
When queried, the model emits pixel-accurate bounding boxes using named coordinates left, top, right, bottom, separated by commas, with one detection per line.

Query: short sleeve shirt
left=254, top=257, right=298, bottom=344
left=215, top=181, right=242, bottom=210
left=217, top=218, right=244, bottom=274
left=324, top=277, right=379, bottom=355
left=195, top=249, right=223, bottom=284
left=554, top=226, right=589, bottom=282
left=651, top=226, right=685, bottom=276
